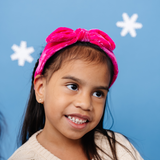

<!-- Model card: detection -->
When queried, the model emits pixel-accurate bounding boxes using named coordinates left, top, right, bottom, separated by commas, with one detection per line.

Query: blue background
left=0, top=0, right=160, bottom=159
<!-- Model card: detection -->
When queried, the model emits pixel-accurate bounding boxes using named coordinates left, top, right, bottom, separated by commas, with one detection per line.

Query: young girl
left=9, top=27, right=143, bottom=160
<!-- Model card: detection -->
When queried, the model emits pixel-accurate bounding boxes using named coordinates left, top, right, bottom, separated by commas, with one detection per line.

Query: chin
left=64, top=132, right=86, bottom=140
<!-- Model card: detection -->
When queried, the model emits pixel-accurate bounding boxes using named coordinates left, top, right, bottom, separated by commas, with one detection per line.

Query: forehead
left=44, top=44, right=112, bottom=85
left=51, top=59, right=111, bottom=86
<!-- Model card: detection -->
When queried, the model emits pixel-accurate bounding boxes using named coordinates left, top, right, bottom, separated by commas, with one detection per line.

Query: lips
left=67, top=116, right=87, bottom=124
left=65, top=114, right=90, bottom=129
left=65, top=114, right=90, bottom=125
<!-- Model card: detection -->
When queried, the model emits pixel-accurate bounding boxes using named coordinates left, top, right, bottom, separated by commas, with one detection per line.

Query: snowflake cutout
left=116, top=13, right=143, bottom=37
left=11, top=41, right=34, bottom=66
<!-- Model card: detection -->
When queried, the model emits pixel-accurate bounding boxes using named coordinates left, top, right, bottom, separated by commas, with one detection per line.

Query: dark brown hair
left=19, top=42, right=136, bottom=160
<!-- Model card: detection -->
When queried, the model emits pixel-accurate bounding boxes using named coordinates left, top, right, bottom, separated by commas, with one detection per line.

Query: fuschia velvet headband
left=34, top=27, right=118, bottom=87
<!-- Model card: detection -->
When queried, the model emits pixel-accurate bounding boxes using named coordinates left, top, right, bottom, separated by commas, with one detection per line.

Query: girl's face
left=35, top=59, right=111, bottom=141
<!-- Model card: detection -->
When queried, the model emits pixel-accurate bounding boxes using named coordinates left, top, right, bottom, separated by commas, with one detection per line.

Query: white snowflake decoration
left=116, top=13, right=143, bottom=37
left=11, top=41, right=34, bottom=66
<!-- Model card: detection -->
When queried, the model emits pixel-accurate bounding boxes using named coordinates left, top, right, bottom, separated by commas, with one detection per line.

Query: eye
left=93, top=91, right=103, bottom=98
left=67, top=84, right=78, bottom=91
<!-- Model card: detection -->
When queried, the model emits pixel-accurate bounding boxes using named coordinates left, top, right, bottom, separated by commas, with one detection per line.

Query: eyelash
left=66, top=83, right=78, bottom=91
left=66, top=84, right=104, bottom=98
left=93, top=91, right=104, bottom=98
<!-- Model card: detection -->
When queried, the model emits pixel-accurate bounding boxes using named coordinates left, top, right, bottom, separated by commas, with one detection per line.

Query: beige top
left=8, top=130, right=143, bottom=160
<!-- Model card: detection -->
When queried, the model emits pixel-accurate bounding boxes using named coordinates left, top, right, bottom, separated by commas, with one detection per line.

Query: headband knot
left=76, top=28, right=89, bottom=42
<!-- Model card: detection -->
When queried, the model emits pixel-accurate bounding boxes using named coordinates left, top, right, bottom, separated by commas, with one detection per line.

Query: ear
left=34, top=75, right=46, bottom=104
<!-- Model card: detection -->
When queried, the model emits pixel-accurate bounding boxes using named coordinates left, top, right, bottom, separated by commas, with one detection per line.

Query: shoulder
left=8, top=130, right=41, bottom=160
left=114, top=132, right=144, bottom=160
left=8, top=130, right=59, bottom=160
left=94, top=130, right=144, bottom=160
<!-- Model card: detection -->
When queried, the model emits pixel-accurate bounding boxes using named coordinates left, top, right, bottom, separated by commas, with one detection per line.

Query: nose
left=74, top=92, right=92, bottom=111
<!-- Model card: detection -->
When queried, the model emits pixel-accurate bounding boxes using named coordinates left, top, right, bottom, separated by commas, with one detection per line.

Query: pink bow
left=34, top=27, right=118, bottom=87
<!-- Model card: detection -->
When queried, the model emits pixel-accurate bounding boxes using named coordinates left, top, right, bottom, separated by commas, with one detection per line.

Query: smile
left=67, top=116, right=87, bottom=124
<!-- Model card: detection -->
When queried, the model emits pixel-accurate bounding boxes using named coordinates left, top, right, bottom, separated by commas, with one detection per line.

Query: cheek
left=93, top=104, right=105, bottom=124
left=44, top=87, right=72, bottom=114
left=98, top=106, right=105, bottom=119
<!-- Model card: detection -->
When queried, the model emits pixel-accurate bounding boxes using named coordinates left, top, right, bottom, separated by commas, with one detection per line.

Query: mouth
left=65, top=115, right=89, bottom=124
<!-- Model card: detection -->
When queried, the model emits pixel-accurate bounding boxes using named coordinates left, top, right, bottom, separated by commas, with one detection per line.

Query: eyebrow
left=62, top=75, right=109, bottom=91
left=62, top=75, right=84, bottom=85
left=95, top=86, right=109, bottom=91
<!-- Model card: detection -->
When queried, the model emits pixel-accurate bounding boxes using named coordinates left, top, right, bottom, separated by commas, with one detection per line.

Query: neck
left=37, top=124, right=83, bottom=150
left=37, top=126, right=88, bottom=159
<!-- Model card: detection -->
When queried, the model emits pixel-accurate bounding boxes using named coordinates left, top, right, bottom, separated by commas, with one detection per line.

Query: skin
left=34, top=59, right=111, bottom=160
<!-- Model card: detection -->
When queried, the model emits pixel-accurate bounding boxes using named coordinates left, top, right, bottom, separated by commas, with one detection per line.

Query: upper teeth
left=68, top=116, right=87, bottom=124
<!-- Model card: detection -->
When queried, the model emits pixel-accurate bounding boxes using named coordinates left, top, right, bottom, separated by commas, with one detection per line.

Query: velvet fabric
left=34, top=27, right=118, bottom=87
